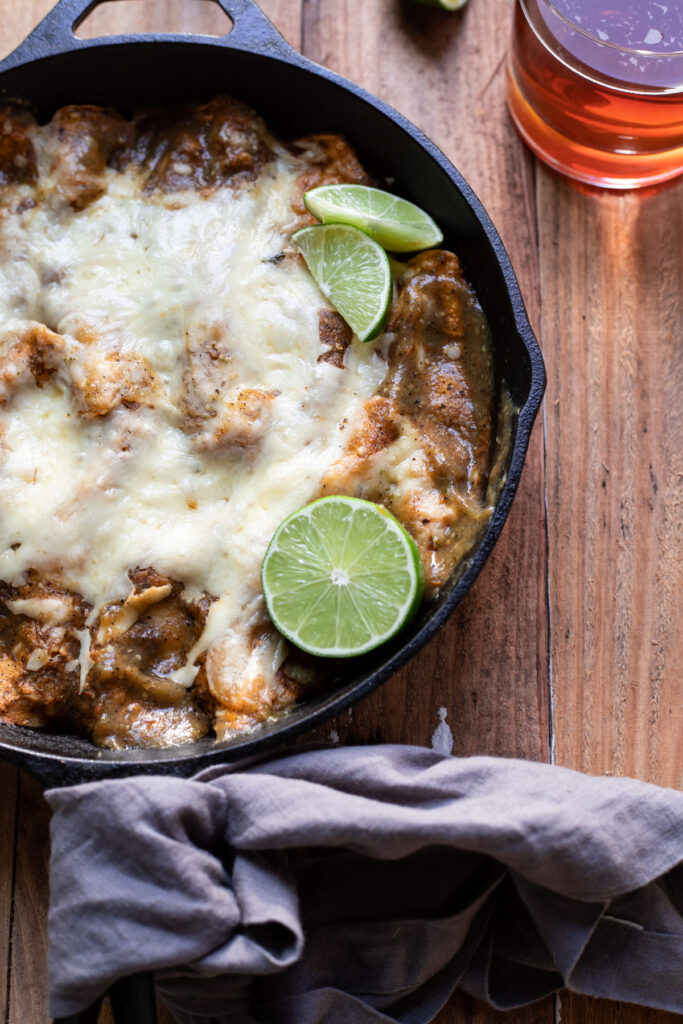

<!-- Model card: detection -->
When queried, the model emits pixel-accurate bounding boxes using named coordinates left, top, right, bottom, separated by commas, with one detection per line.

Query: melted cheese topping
left=0, top=152, right=386, bottom=687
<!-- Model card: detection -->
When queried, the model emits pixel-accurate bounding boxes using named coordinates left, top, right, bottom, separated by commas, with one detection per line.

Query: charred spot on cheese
left=0, top=322, right=65, bottom=402
left=180, top=319, right=279, bottom=452
left=0, top=98, right=507, bottom=748
left=71, top=351, right=162, bottom=418
left=318, top=309, right=352, bottom=368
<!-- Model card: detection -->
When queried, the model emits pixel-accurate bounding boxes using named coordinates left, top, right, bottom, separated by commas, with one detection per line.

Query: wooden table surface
left=0, top=1, right=681, bottom=1022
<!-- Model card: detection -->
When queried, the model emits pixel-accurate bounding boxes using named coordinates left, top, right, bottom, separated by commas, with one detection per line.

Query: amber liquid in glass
left=507, top=1, right=683, bottom=188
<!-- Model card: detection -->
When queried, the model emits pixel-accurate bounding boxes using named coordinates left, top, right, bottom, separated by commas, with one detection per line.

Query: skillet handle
left=53, top=971, right=156, bottom=1024
left=1, top=0, right=295, bottom=72
left=213, top=0, right=297, bottom=57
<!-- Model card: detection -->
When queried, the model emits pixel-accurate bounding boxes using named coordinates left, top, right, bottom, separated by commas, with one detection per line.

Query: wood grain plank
left=538, top=169, right=683, bottom=787
left=559, top=995, right=683, bottom=1024
left=0, top=763, right=18, bottom=1023
left=99, top=994, right=176, bottom=1024
left=7, top=773, right=51, bottom=1024
left=537, top=141, right=683, bottom=1024
left=0, top=0, right=55, bottom=61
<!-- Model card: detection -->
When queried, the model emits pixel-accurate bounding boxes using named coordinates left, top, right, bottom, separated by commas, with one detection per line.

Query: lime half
left=261, top=496, right=425, bottom=657
left=304, top=184, right=443, bottom=253
left=292, top=224, right=391, bottom=342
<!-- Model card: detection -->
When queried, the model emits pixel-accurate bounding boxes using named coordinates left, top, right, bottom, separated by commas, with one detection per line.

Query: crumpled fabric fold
left=46, top=745, right=683, bottom=1022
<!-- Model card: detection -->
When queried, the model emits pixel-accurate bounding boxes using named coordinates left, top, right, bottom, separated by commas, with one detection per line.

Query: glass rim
left=535, top=0, right=683, bottom=60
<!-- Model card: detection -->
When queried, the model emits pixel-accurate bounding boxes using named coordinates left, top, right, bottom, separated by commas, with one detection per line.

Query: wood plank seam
left=530, top=152, right=555, bottom=768
left=3, top=776, right=19, bottom=1024
left=541, top=364, right=555, bottom=766
left=299, top=0, right=306, bottom=54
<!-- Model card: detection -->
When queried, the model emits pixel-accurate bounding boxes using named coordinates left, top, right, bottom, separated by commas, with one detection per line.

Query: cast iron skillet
left=0, top=0, right=545, bottom=783
left=0, top=3, right=544, bottom=1016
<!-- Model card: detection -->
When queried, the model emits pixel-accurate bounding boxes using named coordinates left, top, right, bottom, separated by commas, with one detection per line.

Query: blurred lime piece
left=304, top=184, right=443, bottom=253
left=410, top=0, right=469, bottom=8
left=292, top=223, right=391, bottom=342
left=261, top=496, right=425, bottom=657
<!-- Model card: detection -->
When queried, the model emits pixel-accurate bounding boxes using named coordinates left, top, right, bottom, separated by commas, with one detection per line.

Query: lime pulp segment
left=261, top=496, right=425, bottom=657
left=292, top=224, right=392, bottom=342
left=304, top=184, right=443, bottom=253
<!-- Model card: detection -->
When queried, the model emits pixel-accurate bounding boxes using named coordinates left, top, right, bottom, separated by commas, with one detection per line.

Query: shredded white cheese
left=0, top=151, right=386, bottom=692
left=5, top=596, right=73, bottom=625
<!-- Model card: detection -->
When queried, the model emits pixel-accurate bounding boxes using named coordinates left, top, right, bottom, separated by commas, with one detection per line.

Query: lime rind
left=293, top=224, right=391, bottom=342
left=261, top=496, right=425, bottom=658
left=304, top=184, right=443, bottom=253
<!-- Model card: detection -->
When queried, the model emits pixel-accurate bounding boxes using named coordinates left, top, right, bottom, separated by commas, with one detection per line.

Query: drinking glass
left=507, top=0, right=683, bottom=188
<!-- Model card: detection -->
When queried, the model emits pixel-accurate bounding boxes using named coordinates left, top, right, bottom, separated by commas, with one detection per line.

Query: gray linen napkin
left=46, top=745, right=683, bottom=1022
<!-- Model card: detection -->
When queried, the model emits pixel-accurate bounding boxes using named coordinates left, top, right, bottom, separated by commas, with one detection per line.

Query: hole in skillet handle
left=3, top=0, right=297, bottom=69
left=75, top=0, right=234, bottom=39
left=53, top=971, right=156, bottom=1024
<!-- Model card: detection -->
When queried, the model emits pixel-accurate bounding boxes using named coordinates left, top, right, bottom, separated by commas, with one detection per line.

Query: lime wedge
left=304, top=184, right=443, bottom=253
left=261, top=496, right=425, bottom=657
left=292, top=224, right=391, bottom=341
